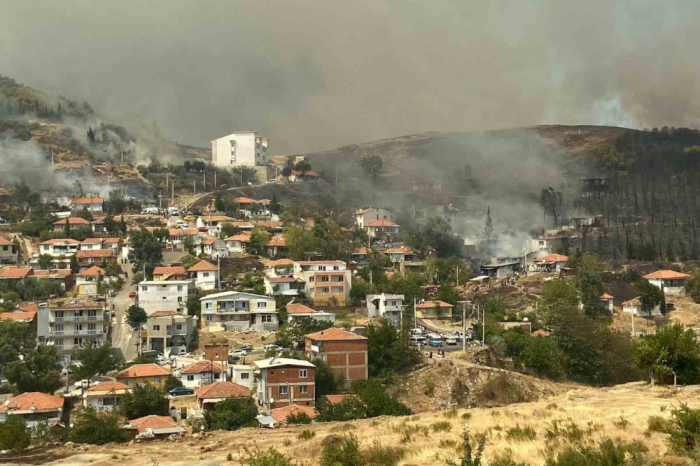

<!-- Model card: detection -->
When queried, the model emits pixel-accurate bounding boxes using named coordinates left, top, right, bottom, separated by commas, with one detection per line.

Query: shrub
left=544, top=419, right=584, bottom=445
left=244, top=447, right=295, bottom=466
left=119, top=383, right=169, bottom=420
left=425, top=377, right=436, bottom=395
left=506, top=425, right=537, bottom=442
left=446, top=427, right=485, bottom=466
left=204, top=397, right=258, bottom=431
left=287, top=412, right=313, bottom=425
left=478, top=374, right=529, bottom=406
left=667, top=404, right=700, bottom=459
left=298, top=429, right=315, bottom=440
left=432, top=421, right=453, bottom=432
left=321, top=434, right=362, bottom=466
left=444, top=407, right=459, bottom=419
left=0, top=415, right=30, bottom=452
left=646, top=415, right=672, bottom=433
left=70, top=408, right=129, bottom=445
left=545, top=438, right=647, bottom=465
left=613, top=416, right=630, bottom=429
left=361, top=442, right=405, bottom=466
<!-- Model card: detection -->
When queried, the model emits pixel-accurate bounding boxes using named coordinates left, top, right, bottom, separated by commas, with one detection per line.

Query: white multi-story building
left=228, top=364, right=254, bottom=391
left=353, top=208, right=397, bottom=229
left=366, top=293, right=404, bottom=325
left=137, top=280, right=195, bottom=315
left=32, top=238, right=81, bottom=269
left=211, top=131, right=269, bottom=168
left=200, top=291, right=278, bottom=331
left=188, top=260, right=219, bottom=291
left=146, top=311, right=196, bottom=355
left=37, top=300, right=110, bottom=366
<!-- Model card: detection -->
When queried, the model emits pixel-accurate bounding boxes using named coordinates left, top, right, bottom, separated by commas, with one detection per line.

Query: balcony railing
left=50, top=329, right=103, bottom=336
left=51, top=314, right=106, bottom=322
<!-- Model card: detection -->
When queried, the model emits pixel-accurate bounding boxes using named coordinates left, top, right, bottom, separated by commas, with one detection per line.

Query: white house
left=33, top=238, right=81, bottom=269
left=622, top=297, right=662, bottom=316
left=533, top=254, right=568, bottom=272
left=200, top=291, right=278, bottom=331
left=264, top=275, right=305, bottom=296
left=366, top=294, right=404, bottom=325
left=354, top=208, right=397, bottom=229
left=0, top=392, right=64, bottom=428
left=532, top=236, right=567, bottom=252
left=83, top=382, right=131, bottom=412
left=80, top=237, right=105, bottom=251
left=169, top=229, right=199, bottom=246
left=643, top=270, right=691, bottom=296
left=579, top=293, right=614, bottom=313
left=211, top=131, right=269, bottom=168
left=76, top=266, right=110, bottom=295
left=71, top=196, right=104, bottom=212
left=383, top=248, right=416, bottom=264
left=366, top=220, right=400, bottom=238
left=178, top=360, right=226, bottom=389
left=188, top=260, right=219, bottom=291
left=137, top=280, right=195, bottom=315
left=285, top=302, right=336, bottom=323
left=224, top=232, right=250, bottom=254
left=201, top=237, right=228, bottom=258
left=228, top=365, right=254, bottom=391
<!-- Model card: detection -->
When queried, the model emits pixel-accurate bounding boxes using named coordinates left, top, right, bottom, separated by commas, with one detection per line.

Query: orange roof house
left=78, top=266, right=106, bottom=277
left=533, top=254, right=568, bottom=263
left=305, top=327, right=367, bottom=341
left=52, top=217, right=91, bottom=226
left=116, top=364, right=171, bottom=386
left=286, top=303, right=317, bottom=315
left=188, top=261, right=218, bottom=272
left=127, top=415, right=185, bottom=436
left=153, top=266, right=187, bottom=280
left=0, top=267, right=33, bottom=279
left=270, top=404, right=318, bottom=423
left=367, top=220, right=398, bottom=227
left=180, top=360, right=225, bottom=375
left=71, top=196, right=104, bottom=205
left=0, top=392, right=64, bottom=418
left=643, top=270, right=691, bottom=280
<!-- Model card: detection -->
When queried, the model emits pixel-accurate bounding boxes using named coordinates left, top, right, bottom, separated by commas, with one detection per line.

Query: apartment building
left=146, top=311, right=195, bottom=355
left=199, top=291, right=278, bottom=331
left=254, top=358, right=316, bottom=410
left=366, top=293, right=404, bottom=325
left=137, top=280, right=194, bottom=315
left=37, top=300, right=110, bottom=366
left=211, top=131, right=269, bottom=168
left=32, top=238, right=81, bottom=269
left=293, top=261, right=352, bottom=306
left=304, top=328, right=368, bottom=381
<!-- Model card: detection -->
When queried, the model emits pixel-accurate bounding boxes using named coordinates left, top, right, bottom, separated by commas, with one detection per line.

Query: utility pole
left=217, top=255, right=221, bottom=289
left=631, top=312, right=635, bottom=337
left=172, top=182, right=175, bottom=205
left=413, top=298, right=417, bottom=331
left=481, top=303, right=485, bottom=346
left=455, top=266, right=460, bottom=289
left=462, top=301, right=466, bottom=352
left=121, top=145, right=124, bottom=164
left=214, top=170, right=216, bottom=190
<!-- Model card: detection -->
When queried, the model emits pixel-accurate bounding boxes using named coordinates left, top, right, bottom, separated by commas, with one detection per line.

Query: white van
left=168, top=207, right=180, bottom=216
left=409, top=335, right=427, bottom=346
left=141, top=206, right=159, bottom=215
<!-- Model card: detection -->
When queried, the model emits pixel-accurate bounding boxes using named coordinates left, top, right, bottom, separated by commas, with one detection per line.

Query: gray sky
left=2, top=0, right=699, bottom=153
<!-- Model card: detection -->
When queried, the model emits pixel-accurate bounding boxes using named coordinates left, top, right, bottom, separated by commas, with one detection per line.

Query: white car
left=446, top=336, right=458, bottom=346
left=175, top=220, right=189, bottom=228
left=229, top=349, right=248, bottom=359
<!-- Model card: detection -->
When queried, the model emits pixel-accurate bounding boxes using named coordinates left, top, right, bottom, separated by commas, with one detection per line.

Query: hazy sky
left=2, top=0, right=699, bottom=153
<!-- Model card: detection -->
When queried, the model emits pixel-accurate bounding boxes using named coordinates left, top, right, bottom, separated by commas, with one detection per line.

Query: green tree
left=366, top=319, right=419, bottom=378
left=276, top=318, right=333, bottom=348
left=130, top=228, right=163, bottom=272
left=204, top=397, right=258, bottom=431
left=321, top=434, right=362, bottom=466
left=360, top=154, right=384, bottom=179
left=5, top=345, right=62, bottom=394
left=183, top=235, right=196, bottom=255
left=0, top=321, right=35, bottom=373
left=220, top=222, right=240, bottom=239
left=126, top=304, right=147, bottom=328
left=180, top=254, right=199, bottom=269
left=119, top=215, right=128, bottom=235
left=284, top=226, right=317, bottom=260
left=351, top=380, right=411, bottom=417
left=70, top=254, right=79, bottom=273
left=294, top=159, right=312, bottom=175
left=516, top=335, right=566, bottom=379
left=119, top=383, right=169, bottom=419
left=70, top=408, right=129, bottom=445
left=71, top=341, right=119, bottom=384
left=312, top=357, right=342, bottom=400
left=103, top=215, right=118, bottom=234
left=37, top=254, right=53, bottom=269
left=637, top=279, right=666, bottom=316
left=446, top=427, right=484, bottom=466
left=634, top=323, right=700, bottom=385
left=249, top=227, right=271, bottom=255
left=163, top=375, right=183, bottom=392
left=0, top=414, right=30, bottom=452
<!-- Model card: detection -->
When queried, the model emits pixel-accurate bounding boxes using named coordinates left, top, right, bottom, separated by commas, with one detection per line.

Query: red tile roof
left=189, top=261, right=218, bottom=272
left=270, top=404, right=318, bottom=422
left=600, top=293, right=614, bottom=299
left=195, top=381, right=250, bottom=399
left=286, top=303, right=316, bottom=315
left=180, top=360, right=225, bottom=375
left=86, top=381, right=130, bottom=392
left=169, top=229, right=198, bottom=236
left=533, top=254, right=568, bottom=263
left=322, top=394, right=353, bottom=405
left=266, top=235, right=287, bottom=247
left=148, top=310, right=181, bottom=318
left=79, top=266, right=106, bottom=277
left=103, top=237, right=121, bottom=244
left=291, top=170, right=318, bottom=177
left=297, top=260, right=345, bottom=265
left=0, top=309, right=37, bottom=322
left=531, top=329, right=551, bottom=337
left=153, top=266, right=187, bottom=276
left=0, top=392, right=64, bottom=412
left=71, top=197, right=104, bottom=205
left=225, top=233, right=251, bottom=242
left=234, top=197, right=256, bottom=204
left=40, top=238, right=81, bottom=245
left=202, top=237, right=217, bottom=245
left=266, top=259, right=294, bottom=268
left=0, top=237, right=13, bottom=246
left=305, top=327, right=367, bottom=341
left=76, top=249, right=113, bottom=258
left=416, top=300, right=454, bottom=309
left=117, top=364, right=171, bottom=379
left=368, top=220, right=398, bottom=227
left=53, top=217, right=90, bottom=225
left=0, top=267, right=33, bottom=279
left=129, top=415, right=182, bottom=434
left=81, top=237, right=103, bottom=244
left=385, top=248, right=412, bottom=254
left=644, top=270, right=691, bottom=280
left=266, top=276, right=297, bottom=283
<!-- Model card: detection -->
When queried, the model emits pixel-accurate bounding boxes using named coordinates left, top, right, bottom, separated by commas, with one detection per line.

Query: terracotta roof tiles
left=117, top=364, right=171, bottom=379
left=305, top=327, right=367, bottom=341
left=195, top=381, right=250, bottom=399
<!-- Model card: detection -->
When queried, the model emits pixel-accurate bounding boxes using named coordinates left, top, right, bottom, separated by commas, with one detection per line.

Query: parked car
left=169, top=386, right=195, bottom=397
left=229, top=350, right=248, bottom=359
left=446, top=336, right=458, bottom=345
left=168, top=207, right=180, bottom=216
left=198, top=226, right=209, bottom=232
left=91, top=295, right=106, bottom=302
left=141, top=207, right=159, bottom=215
left=129, top=291, right=137, bottom=298
left=236, top=344, right=253, bottom=352
left=264, top=344, right=282, bottom=352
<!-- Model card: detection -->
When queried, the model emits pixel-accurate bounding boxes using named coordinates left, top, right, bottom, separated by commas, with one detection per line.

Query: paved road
left=110, top=263, right=138, bottom=362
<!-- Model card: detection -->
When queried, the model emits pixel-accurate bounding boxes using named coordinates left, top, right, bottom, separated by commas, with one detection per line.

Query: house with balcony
left=37, top=300, right=109, bottom=366
left=293, top=261, right=352, bottom=306
left=33, top=239, right=81, bottom=269
left=200, top=291, right=278, bottom=331
left=146, top=311, right=195, bottom=355
left=0, top=266, right=33, bottom=283
left=137, top=280, right=195, bottom=315
left=0, top=392, right=64, bottom=428
left=75, top=249, right=116, bottom=269
left=71, top=196, right=104, bottom=212
left=80, top=237, right=105, bottom=251
left=254, top=358, right=316, bottom=410
left=264, top=258, right=294, bottom=277
left=366, top=220, right=400, bottom=238
left=265, top=235, right=287, bottom=257
left=83, top=382, right=131, bottom=412
left=354, top=208, right=397, bottom=229
left=264, top=275, right=305, bottom=296
left=52, top=217, right=91, bottom=232
left=178, top=360, right=226, bottom=389
left=188, top=260, right=219, bottom=290
left=0, top=237, right=19, bottom=264
left=366, top=293, right=404, bottom=325
left=644, top=270, right=691, bottom=296
left=383, top=248, right=417, bottom=264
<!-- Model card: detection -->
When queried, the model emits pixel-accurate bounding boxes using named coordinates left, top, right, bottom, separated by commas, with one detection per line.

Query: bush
left=70, top=408, right=129, bottom=445
left=506, top=425, right=537, bottom=442
left=361, top=441, right=405, bottom=466
left=647, top=415, right=673, bottom=433
left=432, top=421, right=452, bottom=432
left=446, top=427, right=485, bottom=466
left=321, top=434, right=362, bottom=466
left=244, top=447, right=295, bottom=466
left=298, top=429, right=315, bottom=440
left=204, top=397, right=258, bottom=431
left=478, top=374, right=530, bottom=406
left=545, top=438, right=647, bottom=466
left=667, top=404, right=700, bottom=459
left=0, top=414, right=30, bottom=452
left=119, top=383, right=169, bottom=419
left=287, top=412, right=313, bottom=425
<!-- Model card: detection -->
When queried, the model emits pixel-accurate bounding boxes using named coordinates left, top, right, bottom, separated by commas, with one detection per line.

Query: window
left=153, top=325, right=160, bottom=331
left=187, top=375, right=194, bottom=381
left=176, top=324, right=182, bottom=330
left=2, top=246, right=6, bottom=251
left=178, top=297, right=183, bottom=303
left=257, top=302, right=267, bottom=308
left=205, top=315, right=212, bottom=321
left=203, top=272, right=209, bottom=277
left=299, top=369, right=307, bottom=378
left=299, top=385, right=309, bottom=394
left=279, top=386, right=288, bottom=395
left=318, top=266, right=326, bottom=271
left=321, top=276, right=329, bottom=282
left=240, top=373, right=250, bottom=380
left=177, top=285, right=183, bottom=292
left=154, top=377, right=161, bottom=384
left=88, top=323, right=96, bottom=331
left=261, top=314, right=272, bottom=322
left=308, top=276, right=314, bottom=282
left=141, top=286, right=148, bottom=292
left=333, top=266, right=339, bottom=271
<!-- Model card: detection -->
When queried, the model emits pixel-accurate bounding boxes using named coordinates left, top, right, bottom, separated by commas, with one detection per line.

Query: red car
left=198, top=227, right=208, bottom=232
left=129, top=291, right=136, bottom=299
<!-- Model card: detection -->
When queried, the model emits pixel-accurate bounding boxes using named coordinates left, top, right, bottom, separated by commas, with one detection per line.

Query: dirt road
left=110, top=263, right=138, bottom=362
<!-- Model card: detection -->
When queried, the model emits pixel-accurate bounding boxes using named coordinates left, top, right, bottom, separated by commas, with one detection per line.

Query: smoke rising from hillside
left=1, top=1, right=699, bottom=154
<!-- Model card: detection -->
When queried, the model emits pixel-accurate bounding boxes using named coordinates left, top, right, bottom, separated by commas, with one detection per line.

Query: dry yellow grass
left=40, top=382, right=700, bottom=466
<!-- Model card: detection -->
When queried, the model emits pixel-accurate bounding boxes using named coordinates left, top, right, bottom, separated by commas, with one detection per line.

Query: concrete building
left=137, top=280, right=194, bottom=315
left=76, top=266, right=107, bottom=295
left=211, top=131, right=269, bottom=168
left=37, top=300, right=110, bottom=366
left=254, top=358, right=316, bottom=410
left=34, top=238, right=80, bottom=269
left=75, top=249, right=116, bottom=269
left=228, top=365, right=254, bottom=391
left=366, top=294, right=404, bottom=325
left=533, top=254, right=568, bottom=273
left=201, top=237, right=228, bottom=258
left=264, top=275, right=305, bottom=297
left=480, top=261, right=520, bottom=279
left=304, top=328, right=368, bottom=381
left=415, top=300, right=454, bottom=320
left=0, top=392, right=64, bottom=428
left=200, top=291, right=278, bottom=331
left=83, top=382, right=131, bottom=412
left=366, top=220, right=400, bottom=238
left=293, top=261, right=352, bottom=306
left=146, top=311, right=195, bottom=355
left=644, top=270, right=691, bottom=296
left=188, top=260, right=219, bottom=291
left=152, top=266, right=188, bottom=281
left=622, top=297, right=662, bottom=317
left=224, top=232, right=250, bottom=254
